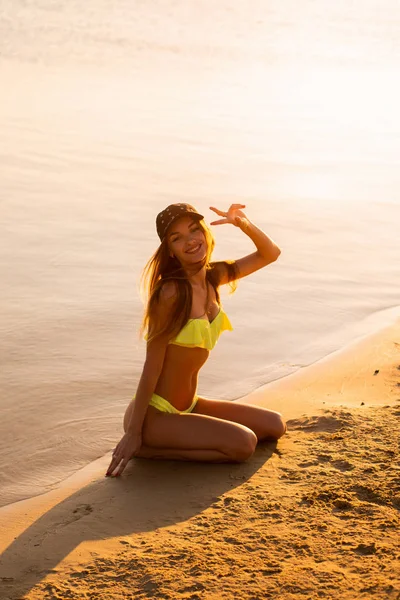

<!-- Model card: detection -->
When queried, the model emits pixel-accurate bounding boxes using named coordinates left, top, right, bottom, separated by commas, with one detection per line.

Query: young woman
left=106, top=203, right=285, bottom=477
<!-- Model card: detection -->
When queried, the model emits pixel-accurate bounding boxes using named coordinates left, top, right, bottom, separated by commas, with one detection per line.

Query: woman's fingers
left=211, top=204, right=246, bottom=214
left=210, top=204, right=247, bottom=225
left=107, top=457, right=119, bottom=475
left=107, top=455, right=128, bottom=478
left=106, top=452, right=125, bottom=476
left=106, top=432, right=142, bottom=477
left=106, top=449, right=134, bottom=476
left=209, top=206, right=226, bottom=216
left=114, top=458, right=129, bottom=477
left=106, top=458, right=118, bottom=477
left=210, top=218, right=229, bottom=226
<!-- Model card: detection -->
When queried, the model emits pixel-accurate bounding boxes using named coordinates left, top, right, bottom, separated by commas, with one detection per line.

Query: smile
left=185, top=243, right=202, bottom=254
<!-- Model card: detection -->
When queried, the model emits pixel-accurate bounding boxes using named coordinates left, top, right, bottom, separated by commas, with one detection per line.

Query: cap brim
left=192, top=212, right=204, bottom=221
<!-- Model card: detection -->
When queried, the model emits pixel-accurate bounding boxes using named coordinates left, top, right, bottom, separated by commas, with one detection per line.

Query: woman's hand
left=209, top=204, right=249, bottom=229
left=106, top=431, right=142, bottom=477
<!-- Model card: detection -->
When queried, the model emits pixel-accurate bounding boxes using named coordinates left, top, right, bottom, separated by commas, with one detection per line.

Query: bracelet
left=241, top=218, right=250, bottom=232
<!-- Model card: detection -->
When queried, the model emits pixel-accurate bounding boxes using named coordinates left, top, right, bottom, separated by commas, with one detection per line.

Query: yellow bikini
left=169, top=308, right=233, bottom=351
left=144, top=308, right=233, bottom=413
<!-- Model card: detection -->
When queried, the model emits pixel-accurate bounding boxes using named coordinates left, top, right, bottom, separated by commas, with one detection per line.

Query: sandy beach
left=1, top=318, right=398, bottom=600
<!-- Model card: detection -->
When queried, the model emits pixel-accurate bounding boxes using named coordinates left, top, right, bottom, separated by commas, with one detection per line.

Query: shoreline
left=0, top=316, right=399, bottom=598
left=1, top=311, right=399, bottom=517
left=1, top=293, right=399, bottom=510
left=241, top=311, right=400, bottom=418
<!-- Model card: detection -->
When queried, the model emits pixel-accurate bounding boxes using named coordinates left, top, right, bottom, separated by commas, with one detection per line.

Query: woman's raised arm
left=210, top=204, right=281, bottom=283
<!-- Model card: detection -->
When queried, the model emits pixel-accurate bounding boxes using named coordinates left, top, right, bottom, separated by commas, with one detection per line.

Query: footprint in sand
left=331, top=459, right=355, bottom=471
left=62, top=504, right=93, bottom=527
left=355, top=542, right=377, bottom=555
left=351, top=485, right=388, bottom=507
left=317, top=453, right=333, bottom=463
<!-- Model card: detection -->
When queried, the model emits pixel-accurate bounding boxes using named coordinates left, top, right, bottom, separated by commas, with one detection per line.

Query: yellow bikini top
left=169, top=308, right=233, bottom=351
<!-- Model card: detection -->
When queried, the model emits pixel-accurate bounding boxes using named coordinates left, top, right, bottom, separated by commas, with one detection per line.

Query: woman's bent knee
left=263, top=412, right=286, bottom=440
left=272, top=414, right=286, bottom=439
left=225, top=428, right=257, bottom=462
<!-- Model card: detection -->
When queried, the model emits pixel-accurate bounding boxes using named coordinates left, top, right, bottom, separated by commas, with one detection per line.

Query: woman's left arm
left=210, top=203, right=281, bottom=282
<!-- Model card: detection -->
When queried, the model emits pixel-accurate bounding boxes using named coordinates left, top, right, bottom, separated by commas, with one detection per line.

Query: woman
left=106, top=203, right=285, bottom=477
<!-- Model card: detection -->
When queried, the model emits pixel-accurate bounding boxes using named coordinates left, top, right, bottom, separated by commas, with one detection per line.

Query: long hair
left=140, top=219, right=238, bottom=343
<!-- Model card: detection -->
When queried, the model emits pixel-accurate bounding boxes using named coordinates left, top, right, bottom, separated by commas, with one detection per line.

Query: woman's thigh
left=141, top=406, right=257, bottom=454
left=192, top=397, right=286, bottom=441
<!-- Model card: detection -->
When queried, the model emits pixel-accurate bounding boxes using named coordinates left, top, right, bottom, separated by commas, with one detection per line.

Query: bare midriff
left=154, top=343, right=210, bottom=410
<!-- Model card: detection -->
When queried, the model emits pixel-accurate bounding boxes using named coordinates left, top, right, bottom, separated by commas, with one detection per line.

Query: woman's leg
left=130, top=407, right=258, bottom=463
left=192, top=397, right=286, bottom=441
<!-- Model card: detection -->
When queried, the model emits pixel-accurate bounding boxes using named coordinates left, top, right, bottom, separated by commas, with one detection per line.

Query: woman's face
left=166, top=216, right=207, bottom=266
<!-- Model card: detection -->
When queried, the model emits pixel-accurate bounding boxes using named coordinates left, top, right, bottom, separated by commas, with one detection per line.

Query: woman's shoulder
left=158, top=280, right=178, bottom=302
left=149, top=280, right=178, bottom=328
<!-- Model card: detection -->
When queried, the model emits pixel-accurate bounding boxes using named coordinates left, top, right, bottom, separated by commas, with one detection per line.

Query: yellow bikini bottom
left=134, top=393, right=198, bottom=414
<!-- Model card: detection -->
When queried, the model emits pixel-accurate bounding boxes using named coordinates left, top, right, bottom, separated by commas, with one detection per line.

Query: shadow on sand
left=0, top=441, right=277, bottom=599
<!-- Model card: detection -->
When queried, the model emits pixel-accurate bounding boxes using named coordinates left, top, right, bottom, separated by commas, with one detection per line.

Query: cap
left=156, top=203, right=204, bottom=242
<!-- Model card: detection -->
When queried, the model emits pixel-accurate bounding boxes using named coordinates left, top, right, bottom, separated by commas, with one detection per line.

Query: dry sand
left=0, top=321, right=399, bottom=600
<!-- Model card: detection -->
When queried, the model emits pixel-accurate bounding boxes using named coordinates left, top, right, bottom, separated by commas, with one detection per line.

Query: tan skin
left=106, top=204, right=285, bottom=477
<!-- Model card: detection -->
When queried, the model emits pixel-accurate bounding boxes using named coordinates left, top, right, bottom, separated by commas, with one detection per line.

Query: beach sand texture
left=1, top=319, right=399, bottom=600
